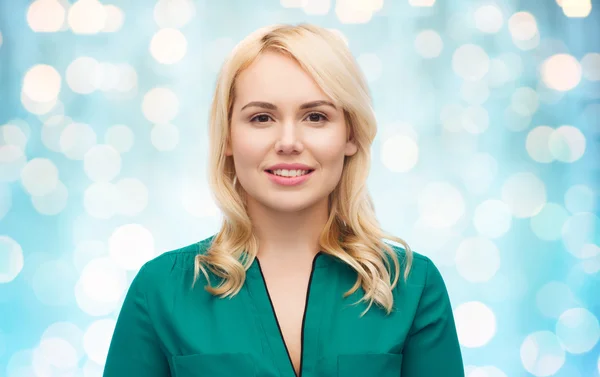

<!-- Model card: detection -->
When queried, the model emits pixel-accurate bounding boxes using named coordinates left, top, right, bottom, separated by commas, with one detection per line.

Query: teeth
left=271, top=169, right=310, bottom=177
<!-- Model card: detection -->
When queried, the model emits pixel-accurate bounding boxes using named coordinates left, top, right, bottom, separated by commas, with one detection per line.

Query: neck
left=246, top=196, right=329, bottom=265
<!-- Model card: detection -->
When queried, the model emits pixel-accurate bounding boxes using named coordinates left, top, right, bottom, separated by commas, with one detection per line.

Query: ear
left=225, top=139, right=233, bottom=156
left=344, top=138, right=358, bottom=156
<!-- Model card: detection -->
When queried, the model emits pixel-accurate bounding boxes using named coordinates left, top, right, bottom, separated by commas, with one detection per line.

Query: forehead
left=233, top=51, right=330, bottom=106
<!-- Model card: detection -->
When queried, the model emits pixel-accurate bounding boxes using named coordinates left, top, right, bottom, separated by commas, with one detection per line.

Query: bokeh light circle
left=555, top=308, right=600, bottom=354
left=454, top=301, right=497, bottom=348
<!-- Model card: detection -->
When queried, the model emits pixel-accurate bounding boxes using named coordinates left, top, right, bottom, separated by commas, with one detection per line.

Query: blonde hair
left=194, top=23, right=413, bottom=316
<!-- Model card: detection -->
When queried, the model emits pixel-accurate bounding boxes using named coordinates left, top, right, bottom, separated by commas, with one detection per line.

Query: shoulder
left=384, top=242, right=446, bottom=289
left=134, top=234, right=216, bottom=286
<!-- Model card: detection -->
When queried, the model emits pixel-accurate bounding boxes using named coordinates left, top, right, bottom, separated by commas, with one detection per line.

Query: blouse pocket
left=337, top=353, right=403, bottom=377
left=171, top=352, right=256, bottom=377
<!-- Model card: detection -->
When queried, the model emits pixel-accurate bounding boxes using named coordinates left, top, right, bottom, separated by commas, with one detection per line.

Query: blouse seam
left=406, top=257, right=430, bottom=337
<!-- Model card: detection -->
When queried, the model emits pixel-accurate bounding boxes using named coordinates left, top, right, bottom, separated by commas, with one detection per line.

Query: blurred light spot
left=501, top=172, right=546, bottom=218
left=27, top=0, right=66, bottom=33
left=462, top=105, right=489, bottom=134
left=7, top=349, right=37, bottom=377
left=381, top=134, right=419, bottom=173
left=455, top=237, right=500, bottom=282
left=83, top=359, right=105, bottom=377
left=20, top=91, right=57, bottom=115
left=113, top=63, right=138, bottom=94
left=556, top=308, right=600, bottom=353
left=357, top=53, right=382, bottom=83
left=151, top=124, right=180, bottom=152
left=105, top=125, right=134, bottom=154
left=409, top=0, right=435, bottom=6
left=20, top=158, right=59, bottom=196
left=95, top=63, right=121, bottom=92
left=80, top=257, right=127, bottom=303
left=303, top=0, right=331, bottom=15
left=548, top=125, right=586, bottom=162
left=508, top=11, right=538, bottom=41
left=22, top=64, right=61, bottom=103
left=581, top=53, right=600, bottom=81
left=0, top=236, right=24, bottom=283
left=102, top=4, right=124, bottom=32
left=41, top=115, right=70, bottom=153
left=418, top=182, right=465, bottom=228
left=441, top=131, right=478, bottom=158
left=452, top=44, right=490, bottom=81
left=513, top=32, right=540, bottom=51
left=511, top=87, right=539, bottom=116
left=414, top=30, right=443, bottom=59
left=31, top=180, right=68, bottom=215
left=83, top=319, right=115, bottom=364
left=564, top=184, right=596, bottom=213
left=440, top=104, right=464, bottom=132
left=562, top=212, right=600, bottom=259
left=536, top=281, right=580, bottom=318
left=460, top=80, right=489, bottom=105
left=454, top=301, right=496, bottom=347
left=581, top=252, right=600, bottom=274
left=182, top=181, right=220, bottom=218
left=60, top=122, right=97, bottom=160
left=410, top=219, right=461, bottom=262
left=84, top=182, right=119, bottom=219
left=520, top=331, right=565, bottom=376
left=150, top=28, right=188, bottom=65
left=0, top=145, right=26, bottom=182
left=460, top=153, right=498, bottom=195
left=530, top=203, right=570, bottom=241
left=108, top=224, right=155, bottom=270
left=41, top=322, right=84, bottom=363
left=526, top=126, right=555, bottom=163
left=335, top=0, right=375, bottom=24
left=84, top=145, right=121, bottom=182
left=485, top=58, right=511, bottom=88
left=474, top=4, right=504, bottom=33
left=35, top=337, right=78, bottom=370
left=504, top=107, right=532, bottom=132
left=154, top=0, right=196, bottom=28
left=115, top=178, right=149, bottom=216
left=561, top=0, right=592, bottom=17
left=1, top=124, right=28, bottom=151
left=0, top=183, right=11, bottom=220
left=142, top=87, right=180, bottom=124
left=473, top=199, right=512, bottom=238
left=32, top=259, right=76, bottom=306
left=66, top=56, right=99, bottom=94
left=541, top=54, right=582, bottom=91
left=280, top=0, right=306, bottom=6
left=68, top=0, right=106, bottom=35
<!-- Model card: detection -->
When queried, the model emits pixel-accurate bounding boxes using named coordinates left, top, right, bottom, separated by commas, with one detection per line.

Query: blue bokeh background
left=1, top=0, right=599, bottom=376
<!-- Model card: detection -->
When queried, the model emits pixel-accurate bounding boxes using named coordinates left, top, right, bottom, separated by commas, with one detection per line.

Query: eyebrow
left=240, top=100, right=337, bottom=111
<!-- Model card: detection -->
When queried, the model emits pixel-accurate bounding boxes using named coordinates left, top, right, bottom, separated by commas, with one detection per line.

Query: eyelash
left=249, top=112, right=329, bottom=124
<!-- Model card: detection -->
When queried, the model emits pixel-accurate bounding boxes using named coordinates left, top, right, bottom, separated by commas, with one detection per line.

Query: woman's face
left=227, top=50, right=357, bottom=214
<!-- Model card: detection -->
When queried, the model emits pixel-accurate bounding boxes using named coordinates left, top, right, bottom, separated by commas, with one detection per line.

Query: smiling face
left=226, top=50, right=358, bottom=214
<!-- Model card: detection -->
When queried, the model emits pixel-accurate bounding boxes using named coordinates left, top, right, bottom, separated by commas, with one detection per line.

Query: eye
left=250, top=114, right=273, bottom=123
left=306, top=112, right=328, bottom=123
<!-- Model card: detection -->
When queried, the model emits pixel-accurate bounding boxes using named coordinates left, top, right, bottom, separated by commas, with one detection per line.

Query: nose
left=274, top=120, right=304, bottom=154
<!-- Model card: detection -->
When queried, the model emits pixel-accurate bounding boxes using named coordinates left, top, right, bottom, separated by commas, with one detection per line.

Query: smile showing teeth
left=267, top=169, right=311, bottom=177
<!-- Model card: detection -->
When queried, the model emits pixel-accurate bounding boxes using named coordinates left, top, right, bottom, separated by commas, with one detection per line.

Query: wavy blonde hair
left=194, top=23, right=413, bottom=316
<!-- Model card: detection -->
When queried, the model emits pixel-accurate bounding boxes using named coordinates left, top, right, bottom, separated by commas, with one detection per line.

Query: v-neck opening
left=254, top=253, right=321, bottom=377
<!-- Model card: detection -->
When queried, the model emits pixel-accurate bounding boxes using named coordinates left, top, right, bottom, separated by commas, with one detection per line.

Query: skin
left=226, top=49, right=358, bottom=376
left=226, top=50, right=357, bottom=267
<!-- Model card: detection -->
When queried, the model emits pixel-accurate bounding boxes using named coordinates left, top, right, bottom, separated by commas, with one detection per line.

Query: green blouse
left=103, top=236, right=464, bottom=377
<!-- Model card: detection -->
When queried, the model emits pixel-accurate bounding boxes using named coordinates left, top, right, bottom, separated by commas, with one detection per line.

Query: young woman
left=103, top=23, right=464, bottom=377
